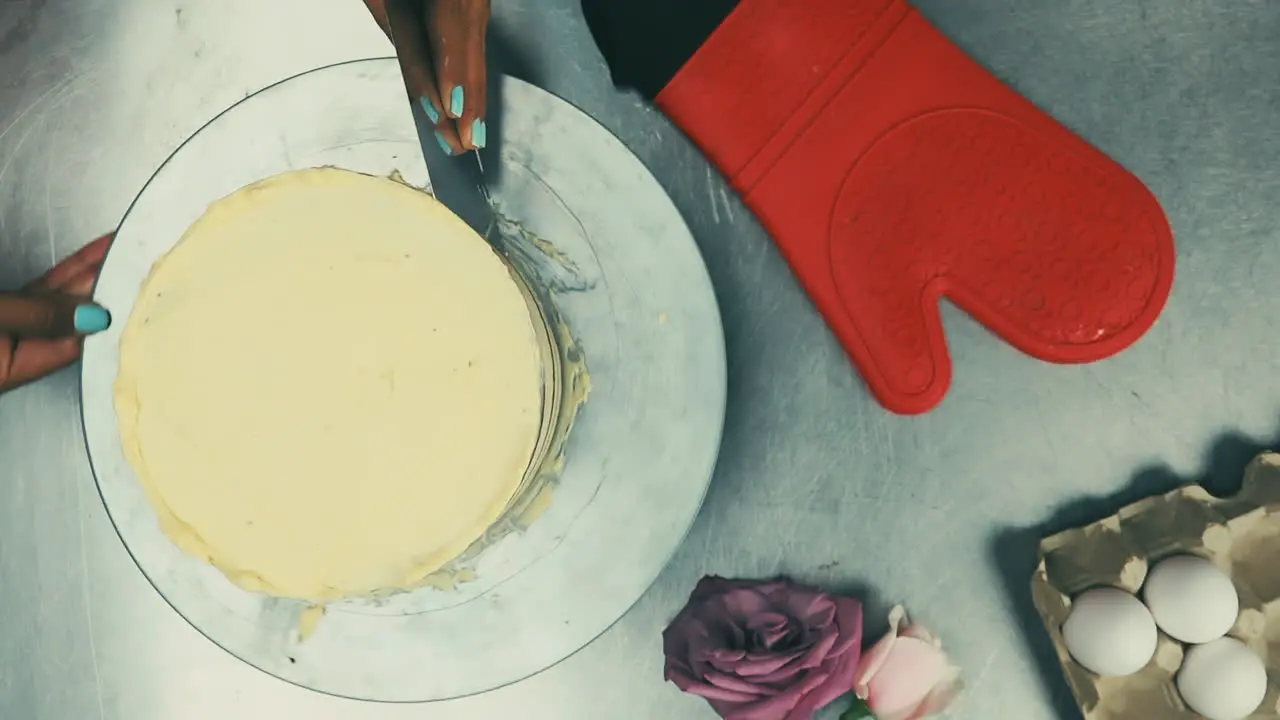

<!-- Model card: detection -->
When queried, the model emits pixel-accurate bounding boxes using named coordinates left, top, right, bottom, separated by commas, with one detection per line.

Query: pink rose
left=848, top=606, right=962, bottom=720
left=662, top=576, right=864, bottom=720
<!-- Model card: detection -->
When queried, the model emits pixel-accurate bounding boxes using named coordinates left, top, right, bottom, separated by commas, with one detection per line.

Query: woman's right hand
left=363, top=0, right=492, bottom=155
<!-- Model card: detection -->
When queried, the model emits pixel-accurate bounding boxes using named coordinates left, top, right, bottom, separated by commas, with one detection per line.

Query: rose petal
left=853, top=605, right=908, bottom=697
left=666, top=611, right=712, bottom=644
left=703, top=670, right=780, bottom=697
left=785, top=644, right=863, bottom=720
left=661, top=621, right=693, bottom=657
left=794, top=596, right=837, bottom=628
left=853, top=635, right=896, bottom=698
left=905, top=669, right=962, bottom=719
left=707, top=648, right=748, bottom=662
left=687, top=608, right=747, bottom=654
left=792, top=626, right=839, bottom=670
left=746, top=612, right=795, bottom=649
left=746, top=612, right=791, bottom=630
left=829, top=596, right=865, bottom=657
left=741, top=644, right=827, bottom=686
left=663, top=659, right=691, bottom=682
left=864, top=636, right=952, bottom=718
left=665, top=662, right=710, bottom=694
left=706, top=647, right=749, bottom=673
left=888, top=606, right=908, bottom=630
left=761, top=583, right=832, bottom=622
left=715, top=669, right=827, bottom=720
left=677, top=627, right=720, bottom=675
left=749, top=662, right=809, bottom=687
left=683, top=681, right=765, bottom=704
left=725, top=619, right=749, bottom=650
left=721, top=588, right=774, bottom=621
left=735, top=648, right=806, bottom=678
left=666, top=662, right=769, bottom=705
left=877, top=675, right=962, bottom=720
left=664, top=657, right=695, bottom=681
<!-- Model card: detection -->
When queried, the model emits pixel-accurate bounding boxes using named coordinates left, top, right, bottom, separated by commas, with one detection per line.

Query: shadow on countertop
left=988, top=430, right=1274, bottom=719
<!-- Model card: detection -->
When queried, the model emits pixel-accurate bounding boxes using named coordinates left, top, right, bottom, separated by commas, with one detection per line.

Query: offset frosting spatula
left=410, top=99, right=496, bottom=239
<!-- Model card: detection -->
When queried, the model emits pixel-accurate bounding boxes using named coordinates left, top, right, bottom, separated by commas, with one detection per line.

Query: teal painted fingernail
left=434, top=131, right=454, bottom=155
left=420, top=97, right=440, bottom=124
left=74, top=304, right=111, bottom=334
left=471, top=119, right=487, bottom=148
left=449, top=86, right=465, bottom=116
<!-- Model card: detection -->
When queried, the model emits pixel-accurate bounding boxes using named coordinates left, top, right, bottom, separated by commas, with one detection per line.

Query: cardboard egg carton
left=1032, top=452, right=1280, bottom=719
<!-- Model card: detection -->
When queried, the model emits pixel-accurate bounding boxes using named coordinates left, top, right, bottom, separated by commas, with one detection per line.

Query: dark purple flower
left=662, top=576, right=864, bottom=720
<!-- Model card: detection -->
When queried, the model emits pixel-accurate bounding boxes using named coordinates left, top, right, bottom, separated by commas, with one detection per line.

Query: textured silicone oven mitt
left=584, top=0, right=1175, bottom=414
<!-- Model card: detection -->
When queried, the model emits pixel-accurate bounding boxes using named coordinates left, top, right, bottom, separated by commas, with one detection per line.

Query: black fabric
left=581, top=0, right=740, bottom=100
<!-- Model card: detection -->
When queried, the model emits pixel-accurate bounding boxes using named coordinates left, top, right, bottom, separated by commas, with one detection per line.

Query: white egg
left=1176, top=637, right=1267, bottom=720
left=1142, top=554, right=1239, bottom=643
left=1061, top=587, right=1158, bottom=676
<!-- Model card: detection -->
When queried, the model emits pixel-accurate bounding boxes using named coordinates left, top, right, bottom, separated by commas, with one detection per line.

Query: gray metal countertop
left=3, top=1, right=1279, bottom=718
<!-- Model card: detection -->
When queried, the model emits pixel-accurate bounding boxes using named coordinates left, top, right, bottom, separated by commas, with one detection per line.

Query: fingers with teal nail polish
left=470, top=119, right=487, bottom=149
left=449, top=86, right=465, bottom=118
left=420, top=97, right=440, bottom=125
left=434, top=131, right=455, bottom=155
left=74, top=304, right=111, bottom=334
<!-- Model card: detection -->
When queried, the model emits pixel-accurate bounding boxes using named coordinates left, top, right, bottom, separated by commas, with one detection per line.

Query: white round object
left=82, top=62, right=728, bottom=702
left=1177, top=637, right=1268, bottom=720
left=1143, top=554, right=1239, bottom=643
left=1062, top=587, right=1159, bottom=676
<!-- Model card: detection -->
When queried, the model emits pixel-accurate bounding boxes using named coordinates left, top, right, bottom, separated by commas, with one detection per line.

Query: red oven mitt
left=585, top=0, right=1175, bottom=414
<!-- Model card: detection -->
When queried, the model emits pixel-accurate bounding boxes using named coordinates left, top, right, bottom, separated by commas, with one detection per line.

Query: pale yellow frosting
left=114, top=167, right=543, bottom=602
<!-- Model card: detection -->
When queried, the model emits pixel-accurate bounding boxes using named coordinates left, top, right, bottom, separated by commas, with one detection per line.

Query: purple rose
left=662, top=576, right=864, bottom=720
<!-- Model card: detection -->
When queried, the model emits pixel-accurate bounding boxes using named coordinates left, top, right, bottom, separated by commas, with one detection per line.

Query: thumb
left=0, top=292, right=111, bottom=337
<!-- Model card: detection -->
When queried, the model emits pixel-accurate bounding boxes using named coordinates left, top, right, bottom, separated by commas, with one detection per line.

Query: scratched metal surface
left=3, top=0, right=1280, bottom=719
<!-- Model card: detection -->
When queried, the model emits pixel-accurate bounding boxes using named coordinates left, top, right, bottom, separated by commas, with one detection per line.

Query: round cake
left=113, top=167, right=544, bottom=602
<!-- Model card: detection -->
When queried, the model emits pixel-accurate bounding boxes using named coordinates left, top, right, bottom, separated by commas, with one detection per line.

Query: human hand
left=363, top=0, right=492, bottom=155
left=0, top=234, right=113, bottom=394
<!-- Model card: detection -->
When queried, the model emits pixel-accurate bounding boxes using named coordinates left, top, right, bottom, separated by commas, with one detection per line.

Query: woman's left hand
left=0, top=234, right=113, bottom=394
